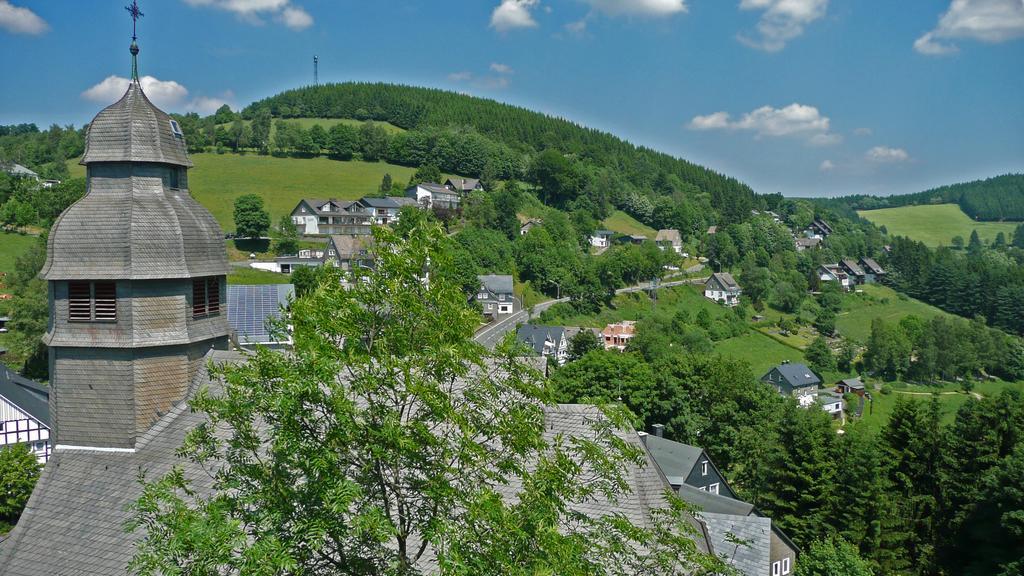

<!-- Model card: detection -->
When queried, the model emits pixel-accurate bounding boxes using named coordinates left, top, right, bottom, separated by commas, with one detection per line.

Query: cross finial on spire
left=126, top=0, right=144, bottom=41
left=125, top=1, right=144, bottom=81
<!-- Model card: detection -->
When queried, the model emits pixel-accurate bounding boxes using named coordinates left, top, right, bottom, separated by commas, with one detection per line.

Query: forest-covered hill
left=241, top=82, right=758, bottom=224
left=819, top=174, right=1024, bottom=221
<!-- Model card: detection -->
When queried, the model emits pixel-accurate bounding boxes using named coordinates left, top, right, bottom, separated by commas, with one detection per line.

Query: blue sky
left=1, top=0, right=1022, bottom=197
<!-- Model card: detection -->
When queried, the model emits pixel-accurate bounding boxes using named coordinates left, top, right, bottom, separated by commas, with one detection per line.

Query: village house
left=290, top=198, right=373, bottom=236
left=794, top=237, right=821, bottom=252
left=807, top=218, right=834, bottom=239
left=655, top=229, right=683, bottom=254
left=705, top=272, right=742, bottom=307
left=1, top=161, right=39, bottom=181
left=818, top=264, right=853, bottom=291
left=816, top=390, right=845, bottom=419
left=325, top=234, right=375, bottom=273
left=444, top=177, right=484, bottom=194
left=406, top=182, right=461, bottom=210
left=589, top=229, right=614, bottom=248
left=859, top=257, right=886, bottom=283
left=761, top=362, right=822, bottom=399
left=601, top=320, right=636, bottom=351
left=0, top=365, right=50, bottom=463
left=840, top=258, right=866, bottom=285
left=520, top=218, right=542, bottom=236
left=836, top=377, right=867, bottom=397
left=475, top=274, right=517, bottom=319
left=357, top=196, right=402, bottom=226
left=516, top=324, right=568, bottom=365
left=272, top=251, right=324, bottom=274
left=622, top=234, right=648, bottom=245
left=707, top=225, right=717, bottom=235
left=644, top=432, right=799, bottom=576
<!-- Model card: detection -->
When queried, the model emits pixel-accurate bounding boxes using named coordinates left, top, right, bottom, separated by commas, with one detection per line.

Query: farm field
left=73, top=154, right=418, bottom=229
left=835, top=284, right=954, bottom=341
left=601, top=210, right=657, bottom=239
left=857, top=203, right=1019, bottom=247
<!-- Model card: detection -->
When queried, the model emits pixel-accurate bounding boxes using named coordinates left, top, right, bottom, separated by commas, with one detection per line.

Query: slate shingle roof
left=0, top=365, right=49, bottom=427
left=655, top=229, right=682, bottom=245
left=708, top=272, right=740, bottom=292
left=641, top=434, right=704, bottom=480
left=766, top=363, right=821, bottom=388
left=478, top=274, right=513, bottom=295
left=516, top=324, right=564, bottom=355
left=80, top=81, right=191, bottom=167
left=702, top=512, right=771, bottom=576
left=860, top=257, right=885, bottom=275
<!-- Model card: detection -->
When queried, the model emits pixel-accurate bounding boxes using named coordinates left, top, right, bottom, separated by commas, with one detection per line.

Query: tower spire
left=125, top=1, right=144, bottom=81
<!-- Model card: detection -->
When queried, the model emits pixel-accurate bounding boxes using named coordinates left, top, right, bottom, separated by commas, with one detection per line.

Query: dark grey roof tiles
left=0, top=365, right=49, bottom=427
left=702, top=512, right=771, bottom=576
left=516, top=324, right=565, bottom=355
left=478, top=274, right=513, bottom=295
left=676, top=483, right=755, bottom=516
left=81, top=81, right=191, bottom=167
left=642, top=434, right=705, bottom=480
left=768, top=363, right=821, bottom=387
left=41, top=172, right=228, bottom=280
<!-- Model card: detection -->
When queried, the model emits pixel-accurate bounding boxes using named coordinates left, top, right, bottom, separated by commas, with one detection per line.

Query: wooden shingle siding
left=51, top=347, right=135, bottom=449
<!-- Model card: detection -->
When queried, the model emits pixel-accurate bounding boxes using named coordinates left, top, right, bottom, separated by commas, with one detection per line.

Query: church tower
left=40, top=28, right=229, bottom=450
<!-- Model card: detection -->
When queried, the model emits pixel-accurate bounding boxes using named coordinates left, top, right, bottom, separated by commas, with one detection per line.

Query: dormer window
left=192, top=277, right=221, bottom=319
left=169, top=119, right=183, bottom=138
left=68, top=281, right=117, bottom=322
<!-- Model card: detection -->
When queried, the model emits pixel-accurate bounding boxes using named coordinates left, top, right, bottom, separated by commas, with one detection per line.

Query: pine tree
left=830, top=425, right=887, bottom=562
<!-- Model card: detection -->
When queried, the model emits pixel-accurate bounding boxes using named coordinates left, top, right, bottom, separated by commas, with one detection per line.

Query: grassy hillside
left=0, top=232, right=37, bottom=283
left=601, top=210, right=658, bottom=238
left=71, top=153, right=417, bottom=229
left=858, top=204, right=1018, bottom=247
left=836, top=284, right=954, bottom=341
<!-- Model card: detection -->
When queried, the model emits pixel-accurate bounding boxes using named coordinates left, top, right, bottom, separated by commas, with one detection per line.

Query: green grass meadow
left=858, top=203, right=1019, bottom=247
left=0, top=232, right=39, bottom=281
left=835, top=284, right=954, bottom=341
left=601, top=210, right=658, bottom=239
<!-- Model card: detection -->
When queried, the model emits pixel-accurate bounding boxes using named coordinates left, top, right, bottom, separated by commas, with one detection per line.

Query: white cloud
left=183, top=0, right=313, bottom=29
left=82, top=75, right=189, bottom=109
left=914, top=0, right=1024, bottom=55
left=447, top=71, right=473, bottom=82
left=819, top=159, right=835, bottom=172
left=279, top=6, right=313, bottom=30
left=490, top=62, right=514, bottom=74
left=738, top=0, right=828, bottom=52
left=490, top=0, right=539, bottom=32
left=689, top=103, right=841, bottom=146
left=565, top=18, right=588, bottom=33
left=853, top=127, right=873, bottom=136
left=865, top=146, right=910, bottom=163
left=580, top=0, right=688, bottom=17
left=82, top=75, right=236, bottom=115
left=0, top=1, right=48, bottom=35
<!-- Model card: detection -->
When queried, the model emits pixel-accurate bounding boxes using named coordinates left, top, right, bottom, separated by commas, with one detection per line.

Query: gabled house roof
left=820, top=264, right=849, bottom=280
left=2, top=162, right=39, bottom=179
left=707, top=272, right=740, bottom=292
left=0, top=365, right=49, bottom=427
left=592, top=229, right=614, bottom=237
left=516, top=324, right=565, bottom=356
left=358, top=196, right=400, bottom=209
left=641, top=434, right=707, bottom=484
left=811, top=218, right=834, bottom=235
left=409, top=182, right=453, bottom=195
left=763, top=363, right=821, bottom=388
left=795, top=237, right=821, bottom=249
left=702, top=512, right=772, bottom=576
left=839, top=377, right=865, bottom=391
left=860, top=257, right=885, bottom=275
left=478, top=274, right=513, bottom=295
left=841, top=258, right=865, bottom=277
left=444, top=177, right=481, bottom=192
left=328, top=234, right=375, bottom=258
left=655, top=229, right=682, bottom=245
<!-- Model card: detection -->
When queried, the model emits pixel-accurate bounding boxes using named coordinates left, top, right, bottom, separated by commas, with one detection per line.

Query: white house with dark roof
left=590, top=229, right=614, bottom=248
left=290, top=198, right=373, bottom=236
left=705, top=272, right=741, bottom=306
left=655, top=229, right=683, bottom=253
left=516, top=324, right=568, bottom=364
left=819, top=264, right=853, bottom=291
left=794, top=237, right=821, bottom=252
left=407, top=182, right=461, bottom=210
left=0, top=365, right=50, bottom=462
left=840, top=259, right=866, bottom=285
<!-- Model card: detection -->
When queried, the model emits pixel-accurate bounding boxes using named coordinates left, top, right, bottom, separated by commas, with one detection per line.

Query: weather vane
left=125, top=0, right=144, bottom=41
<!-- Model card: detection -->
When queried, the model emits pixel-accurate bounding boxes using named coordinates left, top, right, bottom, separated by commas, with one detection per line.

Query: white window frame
left=701, top=460, right=709, bottom=476
left=772, top=561, right=781, bottom=576
left=708, top=483, right=719, bottom=495
left=782, top=557, right=790, bottom=575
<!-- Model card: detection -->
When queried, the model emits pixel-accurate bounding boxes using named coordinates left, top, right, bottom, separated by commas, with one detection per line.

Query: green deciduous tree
left=274, top=215, right=299, bottom=256
left=0, top=443, right=42, bottom=532
left=232, top=194, right=271, bottom=239
left=794, top=537, right=874, bottom=576
left=128, top=224, right=725, bottom=575
left=805, top=336, right=836, bottom=373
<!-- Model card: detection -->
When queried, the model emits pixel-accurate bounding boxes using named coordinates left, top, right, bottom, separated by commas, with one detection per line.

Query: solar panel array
left=226, top=284, right=295, bottom=346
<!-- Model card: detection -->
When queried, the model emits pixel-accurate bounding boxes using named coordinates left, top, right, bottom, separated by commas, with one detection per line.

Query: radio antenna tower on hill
left=314, top=55, right=319, bottom=86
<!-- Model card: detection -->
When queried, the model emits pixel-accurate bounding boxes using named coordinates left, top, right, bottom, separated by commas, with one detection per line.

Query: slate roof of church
left=40, top=80, right=228, bottom=281
left=0, top=356, right=713, bottom=574
left=80, top=81, right=191, bottom=167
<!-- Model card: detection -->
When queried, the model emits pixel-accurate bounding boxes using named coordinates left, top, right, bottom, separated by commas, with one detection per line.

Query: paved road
left=473, top=273, right=708, bottom=348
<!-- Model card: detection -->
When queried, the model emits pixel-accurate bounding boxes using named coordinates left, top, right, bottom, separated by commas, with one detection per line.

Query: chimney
left=652, top=423, right=665, bottom=438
